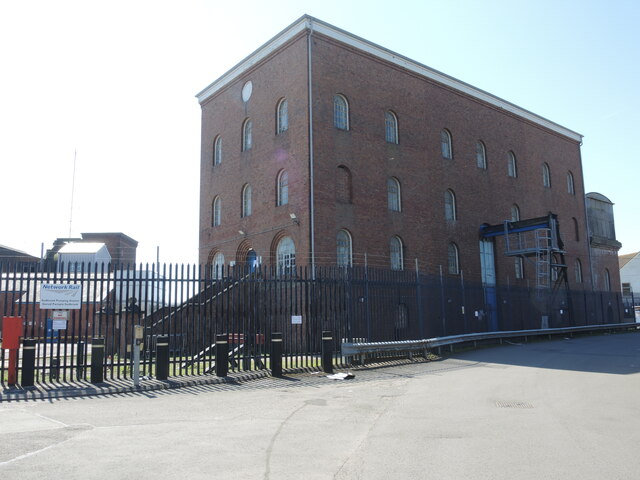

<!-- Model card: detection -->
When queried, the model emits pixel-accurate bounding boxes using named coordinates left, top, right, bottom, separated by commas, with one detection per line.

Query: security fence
left=0, top=262, right=624, bottom=385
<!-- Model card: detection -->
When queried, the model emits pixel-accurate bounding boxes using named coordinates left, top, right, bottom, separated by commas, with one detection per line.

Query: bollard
left=215, top=334, right=228, bottom=377
left=76, top=341, right=85, bottom=380
left=156, top=335, right=169, bottom=380
left=50, top=358, right=60, bottom=381
left=91, top=337, right=105, bottom=384
left=21, top=339, right=36, bottom=387
left=322, top=330, right=334, bottom=374
left=271, top=332, right=283, bottom=377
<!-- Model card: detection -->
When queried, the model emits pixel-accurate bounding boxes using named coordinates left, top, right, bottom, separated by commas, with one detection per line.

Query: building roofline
left=81, top=232, right=139, bottom=246
left=196, top=15, right=583, bottom=142
left=586, top=192, right=614, bottom=204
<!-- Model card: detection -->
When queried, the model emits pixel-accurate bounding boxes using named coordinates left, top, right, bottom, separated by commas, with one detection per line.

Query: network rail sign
left=40, top=284, right=82, bottom=309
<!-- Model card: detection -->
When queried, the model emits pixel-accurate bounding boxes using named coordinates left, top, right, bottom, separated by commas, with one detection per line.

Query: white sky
left=1, top=0, right=638, bottom=265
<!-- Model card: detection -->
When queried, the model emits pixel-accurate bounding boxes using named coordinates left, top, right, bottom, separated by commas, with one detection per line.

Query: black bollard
left=156, top=335, right=169, bottom=380
left=21, top=338, right=36, bottom=387
left=215, top=334, right=229, bottom=377
left=271, top=332, right=283, bottom=377
left=242, top=334, right=252, bottom=371
left=322, top=330, right=333, bottom=374
left=91, top=337, right=105, bottom=384
left=76, top=341, right=85, bottom=380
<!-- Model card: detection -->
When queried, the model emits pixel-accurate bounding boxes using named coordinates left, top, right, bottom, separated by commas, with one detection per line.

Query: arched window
left=572, top=217, right=580, bottom=241
left=542, top=163, right=551, bottom=188
left=336, top=166, right=352, bottom=204
left=515, top=257, right=524, bottom=279
left=242, top=118, right=252, bottom=151
left=385, top=111, right=398, bottom=144
left=334, top=94, right=349, bottom=130
left=387, top=177, right=401, bottom=212
left=444, top=189, right=456, bottom=221
left=575, top=259, right=583, bottom=284
left=212, top=252, right=225, bottom=279
left=476, top=141, right=487, bottom=169
left=390, top=236, right=404, bottom=271
left=507, top=151, right=517, bottom=178
left=212, top=196, right=221, bottom=227
left=336, top=229, right=352, bottom=267
left=242, top=184, right=252, bottom=217
left=447, top=242, right=459, bottom=275
left=276, top=98, right=288, bottom=134
left=567, top=171, right=575, bottom=195
left=277, top=170, right=289, bottom=206
left=604, top=269, right=611, bottom=291
left=441, top=129, right=453, bottom=159
left=276, top=236, right=296, bottom=274
left=213, top=136, right=222, bottom=166
left=511, top=204, right=520, bottom=222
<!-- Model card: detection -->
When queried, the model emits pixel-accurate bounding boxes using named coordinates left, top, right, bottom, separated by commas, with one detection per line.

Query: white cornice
left=196, top=15, right=583, bottom=142
left=195, top=17, right=311, bottom=104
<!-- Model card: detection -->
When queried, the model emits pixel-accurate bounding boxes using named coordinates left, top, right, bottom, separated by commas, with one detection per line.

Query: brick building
left=196, top=15, right=620, bottom=295
left=44, top=232, right=138, bottom=270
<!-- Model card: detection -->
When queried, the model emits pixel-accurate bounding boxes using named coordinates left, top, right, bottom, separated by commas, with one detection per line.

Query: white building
left=57, top=242, right=111, bottom=273
left=620, top=252, right=640, bottom=302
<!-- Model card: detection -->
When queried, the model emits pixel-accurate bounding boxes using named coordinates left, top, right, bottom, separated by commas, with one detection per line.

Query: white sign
left=291, top=315, right=302, bottom=325
left=52, top=310, right=68, bottom=321
left=52, top=319, right=67, bottom=330
left=40, top=284, right=82, bottom=309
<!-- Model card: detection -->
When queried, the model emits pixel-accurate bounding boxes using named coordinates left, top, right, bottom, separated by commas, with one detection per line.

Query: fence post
left=460, top=270, right=467, bottom=333
left=215, top=334, right=228, bottom=377
left=322, top=330, right=333, bottom=374
left=415, top=259, right=425, bottom=339
left=91, top=337, right=105, bottom=384
left=271, top=332, right=283, bottom=377
left=76, top=341, right=85, bottom=380
left=439, top=266, right=447, bottom=337
left=21, top=338, right=36, bottom=387
left=365, top=254, right=371, bottom=341
left=156, top=335, right=169, bottom=380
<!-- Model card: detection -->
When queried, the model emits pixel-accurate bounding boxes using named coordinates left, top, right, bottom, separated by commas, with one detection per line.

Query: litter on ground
left=326, top=372, right=355, bottom=380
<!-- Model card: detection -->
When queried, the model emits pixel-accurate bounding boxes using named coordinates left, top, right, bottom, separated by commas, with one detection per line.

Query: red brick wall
left=198, top=30, right=609, bottom=292
left=198, top=33, right=310, bottom=267
left=309, top=34, right=593, bottom=288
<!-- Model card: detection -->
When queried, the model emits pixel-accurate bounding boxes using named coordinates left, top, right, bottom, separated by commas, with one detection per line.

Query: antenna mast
left=69, top=149, right=77, bottom=238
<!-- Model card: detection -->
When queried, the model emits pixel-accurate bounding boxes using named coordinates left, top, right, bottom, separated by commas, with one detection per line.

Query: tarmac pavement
left=1, top=331, right=639, bottom=479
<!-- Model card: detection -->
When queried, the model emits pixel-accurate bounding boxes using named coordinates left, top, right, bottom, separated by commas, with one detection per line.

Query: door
left=480, top=239, right=498, bottom=331
left=246, top=250, right=258, bottom=272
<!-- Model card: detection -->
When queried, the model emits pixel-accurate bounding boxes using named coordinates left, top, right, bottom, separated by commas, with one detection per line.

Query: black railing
left=0, top=262, right=624, bottom=385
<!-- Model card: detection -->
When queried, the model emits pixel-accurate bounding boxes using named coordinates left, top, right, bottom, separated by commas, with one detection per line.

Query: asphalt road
left=1, top=332, right=639, bottom=479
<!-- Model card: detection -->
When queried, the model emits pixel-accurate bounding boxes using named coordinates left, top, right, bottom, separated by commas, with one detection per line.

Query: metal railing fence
left=0, top=262, right=624, bottom=385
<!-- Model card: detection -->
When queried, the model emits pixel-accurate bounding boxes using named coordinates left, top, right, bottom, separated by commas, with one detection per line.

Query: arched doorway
left=246, top=249, right=258, bottom=272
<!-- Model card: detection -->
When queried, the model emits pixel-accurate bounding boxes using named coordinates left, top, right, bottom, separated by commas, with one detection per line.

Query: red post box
left=2, top=316, right=24, bottom=385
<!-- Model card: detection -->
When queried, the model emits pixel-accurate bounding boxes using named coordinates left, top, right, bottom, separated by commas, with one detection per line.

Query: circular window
left=241, top=81, right=253, bottom=102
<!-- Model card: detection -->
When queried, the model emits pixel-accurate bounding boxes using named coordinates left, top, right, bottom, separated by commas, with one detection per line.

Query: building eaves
left=195, top=14, right=583, bottom=142
left=619, top=252, right=639, bottom=269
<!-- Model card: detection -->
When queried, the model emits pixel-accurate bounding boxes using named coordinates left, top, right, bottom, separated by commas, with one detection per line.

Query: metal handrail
left=341, top=322, right=639, bottom=357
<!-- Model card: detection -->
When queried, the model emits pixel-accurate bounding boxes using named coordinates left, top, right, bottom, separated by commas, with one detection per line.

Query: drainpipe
left=579, top=140, right=595, bottom=291
left=307, top=20, right=316, bottom=278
